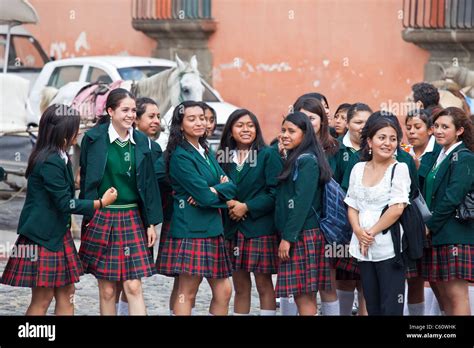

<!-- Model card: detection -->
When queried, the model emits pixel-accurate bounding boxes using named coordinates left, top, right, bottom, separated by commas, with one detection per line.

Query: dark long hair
left=218, top=109, right=266, bottom=172
left=295, top=92, right=330, bottom=109
left=26, top=104, right=80, bottom=177
left=278, top=112, right=332, bottom=184
left=164, top=101, right=207, bottom=174
left=293, top=97, right=339, bottom=156
left=360, top=111, right=403, bottom=161
left=96, top=88, right=135, bottom=125
left=432, top=107, right=474, bottom=151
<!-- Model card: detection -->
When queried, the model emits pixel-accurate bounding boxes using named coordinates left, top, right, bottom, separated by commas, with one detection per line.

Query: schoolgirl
left=345, top=114, right=411, bottom=315
left=0, top=104, right=117, bottom=315
left=419, top=107, right=474, bottom=315
left=333, top=103, right=352, bottom=138
left=165, top=101, right=236, bottom=315
left=292, top=96, right=339, bottom=315
left=115, top=97, right=163, bottom=315
left=404, top=108, right=444, bottom=316
left=218, top=109, right=282, bottom=315
left=79, top=88, right=163, bottom=315
left=275, top=111, right=333, bottom=315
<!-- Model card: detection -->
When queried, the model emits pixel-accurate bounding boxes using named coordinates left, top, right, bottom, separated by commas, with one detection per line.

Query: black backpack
left=381, top=163, right=425, bottom=264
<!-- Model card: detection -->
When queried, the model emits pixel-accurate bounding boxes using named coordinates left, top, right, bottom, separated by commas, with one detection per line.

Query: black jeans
left=359, top=257, right=406, bottom=315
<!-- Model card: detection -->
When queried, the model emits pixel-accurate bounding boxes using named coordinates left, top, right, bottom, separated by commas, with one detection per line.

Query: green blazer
left=221, top=146, right=282, bottom=239
left=168, top=142, right=237, bottom=238
left=79, top=122, right=163, bottom=226
left=341, top=147, right=419, bottom=197
left=19, top=153, right=94, bottom=251
left=275, top=152, right=323, bottom=242
left=419, top=143, right=474, bottom=246
left=332, top=137, right=355, bottom=184
left=0, top=166, right=5, bottom=181
left=153, top=147, right=174, bottom=222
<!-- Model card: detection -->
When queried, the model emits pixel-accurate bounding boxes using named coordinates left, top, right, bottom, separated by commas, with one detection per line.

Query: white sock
left=408, top=302, right=425, bottom=316
left=424, top=287, right=434, bottom=315
left=115, top=303, right=119, bottom=314
left=169, top=309, right=174, bottom=316
left=260, top=309, right=276, bottom=316
left=321, top=300, right=340, bottom=316
left=337, top=290, right=355, bottom=316
left=208, top=312, right=214, bottom=316
left=117, top=300, right=129, bottom=316
left=233, top=312, right=249, bottom=316
left=469, top=286, right=474, bottom=315
left=191, top=307, right=197, bottom=316
left=441, top=310, right=446, bottom=316
left=279, top=297, right=298, bottom=315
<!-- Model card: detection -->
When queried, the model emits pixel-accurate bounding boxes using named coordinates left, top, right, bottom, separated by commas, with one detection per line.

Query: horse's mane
left=135, top=67, right=175, bottom=116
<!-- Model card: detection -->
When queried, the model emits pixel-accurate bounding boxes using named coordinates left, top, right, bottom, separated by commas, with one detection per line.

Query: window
left=86, top=67, right=113, bottom=84
left=118, top=66, right=168, bottom=80
left=47, top=66, right=82, bottom=89
left=0, top=35, right=49, bottom=72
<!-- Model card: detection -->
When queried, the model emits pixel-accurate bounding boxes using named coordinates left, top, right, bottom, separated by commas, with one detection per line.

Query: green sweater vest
left=98, top=139, right=139, bottom=205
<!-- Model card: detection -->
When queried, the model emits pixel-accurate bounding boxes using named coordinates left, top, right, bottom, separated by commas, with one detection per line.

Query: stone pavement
left=0, top=228, right=270, bottom=316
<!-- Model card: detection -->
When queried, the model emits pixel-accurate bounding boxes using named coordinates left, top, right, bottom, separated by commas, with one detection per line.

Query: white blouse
left=344, top=161, right=411, bottom=262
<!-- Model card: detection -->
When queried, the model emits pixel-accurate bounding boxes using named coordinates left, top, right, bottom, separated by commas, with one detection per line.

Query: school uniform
left=405, top=137, right=442, bottom=279
left=1, top=152, right=94, bottom=288
left=274, top=153, right=331, bottom=298
left=153, top=146, right=179, bottom=277
left=330, top=134, right=360, bottom=279
left=78, top=122, right=162, bottom=281
left=222, top=146, right=282, bottom=274
left=0, top=166, right=5, bottom=181
left=419, top=142, right=474, bottom=282
left=168, top=141, right=237, bottom=279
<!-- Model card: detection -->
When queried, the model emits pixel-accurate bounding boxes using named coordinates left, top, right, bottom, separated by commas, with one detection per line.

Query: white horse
left=40, top=55, right=204, bottom=148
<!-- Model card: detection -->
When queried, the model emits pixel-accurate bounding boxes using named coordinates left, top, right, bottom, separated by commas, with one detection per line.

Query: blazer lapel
left=236, top=162, right=252, bottom=183
left=432, top=152, right=453, bottom=195
left=66, top=161, right=75, bottom=192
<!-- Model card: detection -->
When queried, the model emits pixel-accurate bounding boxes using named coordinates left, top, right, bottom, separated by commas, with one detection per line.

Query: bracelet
left=99, top=198, right=103, bottom=209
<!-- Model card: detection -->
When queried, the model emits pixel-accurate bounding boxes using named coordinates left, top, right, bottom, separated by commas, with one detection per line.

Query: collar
left=342, top=131, right=354, bottom=149
left=108, top=123, right=135, bottom=144
left=232, top=149, right=250, bottom=165
left=443, top=140, right=463, bottom=157
left=59, top=150, right=68, bottom=164
left=435, top=140, right=462, bottom=167
left=409, top=136, right=436, bottom=159
left=186, top=139, right=206, bottom=159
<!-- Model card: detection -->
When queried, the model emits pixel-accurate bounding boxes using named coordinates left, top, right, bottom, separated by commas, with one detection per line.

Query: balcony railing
left=132, top=0, right=212, bottom=20
left=403, top=0, right=473, bottom=29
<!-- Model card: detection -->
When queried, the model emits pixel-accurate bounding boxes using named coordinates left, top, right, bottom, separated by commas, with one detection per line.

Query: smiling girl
left=78, top=88, right=162, bottom=315
left=275, top=111, right=333, bottom=315
left=165, top=101, right=236, bottom=315
left=218, top=109, right=282, bottom=316
left=419, top=107, right=474, bottom=315
left=345, top=113, right=411, bottom=315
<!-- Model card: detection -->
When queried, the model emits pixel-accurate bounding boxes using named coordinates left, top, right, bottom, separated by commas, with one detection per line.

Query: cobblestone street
left=0, top=194, right=271, bottom=316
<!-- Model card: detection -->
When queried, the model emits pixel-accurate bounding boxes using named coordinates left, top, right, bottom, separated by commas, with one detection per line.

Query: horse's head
left=169, top=55, right=204, bottom=106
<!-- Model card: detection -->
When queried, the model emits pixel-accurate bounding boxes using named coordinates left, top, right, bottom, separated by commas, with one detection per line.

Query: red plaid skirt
left=422, top=244, right=474, bottom=282
left=155, top=221, right=179, bottom=277
left=335, top=257, right=360, bottom=281
left=79, top=207, right=156, bottom=281
left=0, top=231, right=83, bottom=288
left=225, top=231, right=278, bottom=274
left=172, top=235, right=232, bottom=279
left=275, top=228, right=331, bottom=298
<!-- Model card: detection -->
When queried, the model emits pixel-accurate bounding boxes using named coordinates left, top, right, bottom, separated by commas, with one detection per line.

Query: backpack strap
left=292, top=153, right=317, bottom=181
